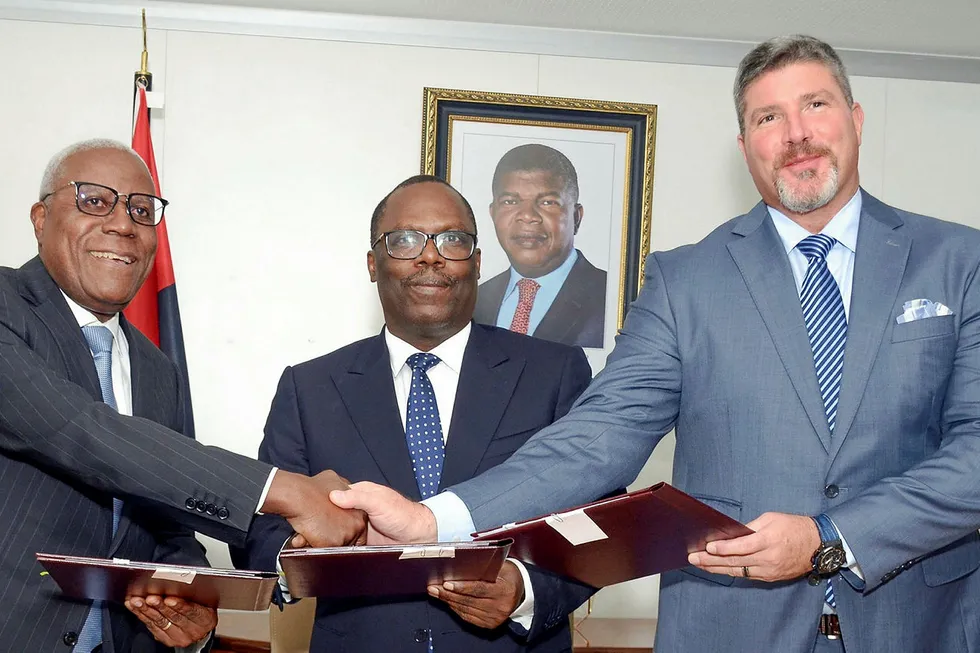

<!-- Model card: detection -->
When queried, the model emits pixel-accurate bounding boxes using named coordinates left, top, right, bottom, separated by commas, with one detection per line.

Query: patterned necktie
left=404, top=353, right=446, bottom=500
left=796, top=235, right=847, bottom=610
left=509, top=278, right=541, bottom=334
left=75, top=325, right=124, bottom=653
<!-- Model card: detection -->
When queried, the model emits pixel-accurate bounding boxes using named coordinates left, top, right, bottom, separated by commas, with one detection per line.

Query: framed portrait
left=421, top=88, right=656, bottom=356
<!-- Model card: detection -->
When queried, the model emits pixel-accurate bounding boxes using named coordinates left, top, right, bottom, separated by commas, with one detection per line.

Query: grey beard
left=776, top=165, right=839, bottom=214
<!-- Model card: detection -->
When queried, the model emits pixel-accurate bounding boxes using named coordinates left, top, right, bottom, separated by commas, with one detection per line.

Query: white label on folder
left=546, top=509, right=608, bottom=546
left=151, top=568, right=197, bottom=584
left=398, top=547, right=457, bottom=559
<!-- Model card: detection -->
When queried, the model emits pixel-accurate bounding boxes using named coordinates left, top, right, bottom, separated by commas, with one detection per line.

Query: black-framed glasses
left=40, top=181, right=168, bottom=226
left=372, top=229, right=477, bottom=261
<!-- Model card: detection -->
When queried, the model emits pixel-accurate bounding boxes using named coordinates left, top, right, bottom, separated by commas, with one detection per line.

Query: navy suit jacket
left=475, top=251, right=606, bottom=349
left=234, top=323, right=596, bottom=652
left=0, top=258, right=269, bottom=652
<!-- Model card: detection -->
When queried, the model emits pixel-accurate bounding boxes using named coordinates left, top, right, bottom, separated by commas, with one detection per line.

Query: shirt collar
left=385, top=321, right=472, bottom=377
left=504, top=249, right=579, bottom=296
left=768, top=190, right=861, bottom=255
left=60, top=290, right=121, bottom=340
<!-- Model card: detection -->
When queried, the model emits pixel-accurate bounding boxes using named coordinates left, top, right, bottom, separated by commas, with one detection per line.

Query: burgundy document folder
left=36, top=553, right=278, bottom=611
left=471, top=482, right=753, bottom=587
left=279, top=540, right=512, bottom=599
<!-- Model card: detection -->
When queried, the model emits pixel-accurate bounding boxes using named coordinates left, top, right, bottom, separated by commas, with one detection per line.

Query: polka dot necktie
left=404, top=353, right=445, bottom=500
left=796, top=235, right=847, bottom=610
left=75, top=326, right=125, bottom=653
left=509, top=278, right=541, bottom=335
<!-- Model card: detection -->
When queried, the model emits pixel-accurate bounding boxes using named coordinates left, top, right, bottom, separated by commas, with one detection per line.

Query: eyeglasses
left=40, top=181, right=168, bottom=226
left=372, top=230, right=477, bottom=261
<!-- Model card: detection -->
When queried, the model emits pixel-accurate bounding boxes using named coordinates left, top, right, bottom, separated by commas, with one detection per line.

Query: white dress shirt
left=63, top=293, right=210, bottom=653
left=385, top=324, right=536, bottom=629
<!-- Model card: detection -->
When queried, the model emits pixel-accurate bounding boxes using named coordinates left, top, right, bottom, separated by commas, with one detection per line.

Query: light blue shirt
left=768, top=190, right=861, bottom=319
left=495, top=250, right=579, bottom=335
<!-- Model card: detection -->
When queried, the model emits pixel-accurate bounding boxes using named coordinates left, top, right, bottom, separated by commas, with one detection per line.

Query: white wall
left=2, top=15, right=979, bottom=623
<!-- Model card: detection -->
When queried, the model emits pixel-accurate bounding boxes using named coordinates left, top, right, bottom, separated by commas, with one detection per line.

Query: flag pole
left=135, top=8, right=152, bottom=90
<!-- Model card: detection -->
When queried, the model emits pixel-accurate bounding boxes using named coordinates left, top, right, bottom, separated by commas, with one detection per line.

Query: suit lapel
left=534, top=263, right=586, bottom=344
left=18, top=258, right=102, bottom=401
left=335, top=334, right=422, bottom=499
left=728, top=203, right=833, bottom=451
left=440, top=325, right=524, bottom=490
left=830, top=193, right=909, bottom=456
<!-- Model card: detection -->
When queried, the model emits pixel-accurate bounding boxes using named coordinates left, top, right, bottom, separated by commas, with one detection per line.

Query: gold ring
left=743, top=566, right=750, bottom=578
left=162, top=619, right=173, bottom=631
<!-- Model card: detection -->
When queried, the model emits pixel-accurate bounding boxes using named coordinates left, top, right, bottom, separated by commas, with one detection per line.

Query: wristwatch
left=810, top=513, right=846, bottom=578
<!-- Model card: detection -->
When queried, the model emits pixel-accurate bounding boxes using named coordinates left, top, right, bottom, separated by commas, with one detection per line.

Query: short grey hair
left=39, top=138, right=151, bottom=200
left=734, top=35, right=854, bottom=134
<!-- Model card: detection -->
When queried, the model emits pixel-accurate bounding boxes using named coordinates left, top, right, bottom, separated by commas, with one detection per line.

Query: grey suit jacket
left=474, top=251, right=606, bottom=348
left=0, top=257, right=271, bottom=652
left=451, top=192, right=980, bottom=653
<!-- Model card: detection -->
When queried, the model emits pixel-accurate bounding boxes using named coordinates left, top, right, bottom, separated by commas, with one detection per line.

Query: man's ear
left=573, top=204, right=584, bottom=235
left=474, top=248, right=481, bottom=280
left=367, top=250, right=377, bottom=283
left=30, top=202, right=47, bottom=244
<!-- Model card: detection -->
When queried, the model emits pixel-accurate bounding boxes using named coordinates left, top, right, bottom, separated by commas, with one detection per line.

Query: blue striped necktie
left=797, top=234, right=846, bottom=609
left=404, top=352, right=444, bottom=653
left=75, top=325, right=124, bottom=653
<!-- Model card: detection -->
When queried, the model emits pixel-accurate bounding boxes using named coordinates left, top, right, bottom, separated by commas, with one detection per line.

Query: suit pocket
left=921, top=531, right=980, bottom=587
left=676, top=494, right=742, bottom=587
left=891, top=315, right=955, bottom=342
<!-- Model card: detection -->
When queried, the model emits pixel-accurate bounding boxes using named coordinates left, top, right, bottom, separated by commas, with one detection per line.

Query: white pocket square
left=896, top=299, right=953, bottom=324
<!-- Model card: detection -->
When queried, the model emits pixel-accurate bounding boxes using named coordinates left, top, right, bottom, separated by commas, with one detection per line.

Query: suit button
left=414, top=628, right=430, bottom=643
left=205, top=503, right=217, bottom=516
left=217, top=507, right=230, bottom=520
left=824, top=484, right=840, bottom=498
left=185, top=498, right=196, bottom=510
left=195, top=500, right=207, bottom=512
left=63, top=631, right=78, bottom=646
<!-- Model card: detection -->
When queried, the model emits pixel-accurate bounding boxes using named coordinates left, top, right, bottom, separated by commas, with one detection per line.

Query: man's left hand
left=427, top=560, right=525, bottom=629
left=687, top=512, right=820, bottom=582
left=125, top=595, right=216, bottom=647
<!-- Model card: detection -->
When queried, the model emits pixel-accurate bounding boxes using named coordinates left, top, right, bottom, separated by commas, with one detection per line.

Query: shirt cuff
left=421, top=491, right=475, bottom=542
left=828, top=516, right=866, bottom=586
left=507, top=559, right=535, bottom=632
left=254, top=468, right=279, bottom=515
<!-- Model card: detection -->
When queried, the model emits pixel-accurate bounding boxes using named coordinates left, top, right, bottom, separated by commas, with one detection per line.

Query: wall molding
left=2, top=0, right=979, bottom=84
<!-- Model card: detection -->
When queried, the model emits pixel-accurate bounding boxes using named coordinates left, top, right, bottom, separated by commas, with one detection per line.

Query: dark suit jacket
left=0, top=257, right=271, bottom=652
left=474, top=251, right=606, bottom=349
left=234, top=323, right=596, bottom=652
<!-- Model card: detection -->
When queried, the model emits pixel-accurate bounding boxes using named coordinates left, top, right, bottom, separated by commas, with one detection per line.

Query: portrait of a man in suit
left=474, top=144, right=607, bottom=348
left=235, top=174, right=595, bottom=652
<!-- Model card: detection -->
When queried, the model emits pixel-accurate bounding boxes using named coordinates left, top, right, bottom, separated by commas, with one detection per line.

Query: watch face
left=816, top=547, right=847, bottom=574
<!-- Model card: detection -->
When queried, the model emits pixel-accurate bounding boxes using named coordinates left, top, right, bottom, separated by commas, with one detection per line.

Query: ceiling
left=120, top=0, right=980, bottom=59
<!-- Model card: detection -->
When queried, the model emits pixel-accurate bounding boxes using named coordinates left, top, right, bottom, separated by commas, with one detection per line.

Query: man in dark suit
left=0, top=139, right=365, bottom=652
left=474, top=144, right=607, bottom=348
left=235, top=175, right=595, bottom=651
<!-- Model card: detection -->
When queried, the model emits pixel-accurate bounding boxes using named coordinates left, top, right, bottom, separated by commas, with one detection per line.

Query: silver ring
left=742, top=566, right=750, bottom=578
left=162, top=619, right=173, bottom=631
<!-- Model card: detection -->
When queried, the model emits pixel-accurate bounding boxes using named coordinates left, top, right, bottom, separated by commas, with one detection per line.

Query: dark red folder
left=471, top=482, right=753, bottom=587
left=36, top=553, right=278, bottom=611
left=278, top=540, right=512, bottom=599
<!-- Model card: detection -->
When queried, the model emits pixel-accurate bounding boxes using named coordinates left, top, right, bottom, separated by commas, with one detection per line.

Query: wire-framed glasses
left=41, top=181, right=168, bottom=226
left=372, top=229, right=477, bottom=261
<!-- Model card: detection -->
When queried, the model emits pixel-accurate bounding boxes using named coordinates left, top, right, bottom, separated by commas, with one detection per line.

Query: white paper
left=545, top=509, right=608, bottom=546
left=398, top=546, right=457, bottom=559
left=151, top=568, right=197, bottom=584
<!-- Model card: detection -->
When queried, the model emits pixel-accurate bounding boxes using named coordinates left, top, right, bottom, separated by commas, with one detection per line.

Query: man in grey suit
left=0, top=139, right=365, bottom=652
left=336, top=36, right=980, bottom=652
left=474, top=144, right=607, bottom=348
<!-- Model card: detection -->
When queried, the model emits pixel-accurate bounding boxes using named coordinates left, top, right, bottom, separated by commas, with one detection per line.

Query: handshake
left=260, top=469, right=438, bottom=547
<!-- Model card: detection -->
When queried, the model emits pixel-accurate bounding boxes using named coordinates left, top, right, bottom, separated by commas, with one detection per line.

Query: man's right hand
left=261, top=470, right=367, bottom=547
left=330, top=480, right=438, bottom=544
